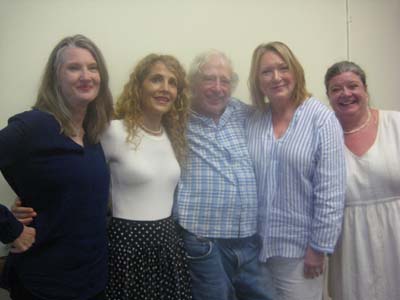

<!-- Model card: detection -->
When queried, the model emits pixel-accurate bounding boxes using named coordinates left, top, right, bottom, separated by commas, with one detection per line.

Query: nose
left=211, top=78, right=223, bottom=94
left=80, top=68, right=91, bottom=81
left=343, top=87, right=352, bottom=96
left=272, top=69, right=281, bottom=81
left=161, top=80, right=170, bottom=92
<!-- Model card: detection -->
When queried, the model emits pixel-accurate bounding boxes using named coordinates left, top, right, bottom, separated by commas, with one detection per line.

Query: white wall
left=0, top=0, right=398, bottom=254
left=348, top=0, right=400, bottom=110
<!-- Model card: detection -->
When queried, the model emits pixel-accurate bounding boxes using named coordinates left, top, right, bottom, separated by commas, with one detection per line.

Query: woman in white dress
left=325, top=61, right=400, bottom=300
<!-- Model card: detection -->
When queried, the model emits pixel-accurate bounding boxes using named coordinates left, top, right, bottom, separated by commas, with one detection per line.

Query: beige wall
left=348, top=0, right=400, bottom=110
left=0, top=0, right=398, bottom=254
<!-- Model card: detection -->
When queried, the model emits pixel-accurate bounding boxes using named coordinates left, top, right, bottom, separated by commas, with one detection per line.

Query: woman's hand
left=303, top=245, right=325, bottom=278
left=11, top=198, right=37, bottom=225
left=10, top=225, right=36, bottom=253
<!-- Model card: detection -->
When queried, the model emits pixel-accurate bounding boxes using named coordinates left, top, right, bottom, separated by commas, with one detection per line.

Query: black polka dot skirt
left=106, top=216, right=192, bottom=300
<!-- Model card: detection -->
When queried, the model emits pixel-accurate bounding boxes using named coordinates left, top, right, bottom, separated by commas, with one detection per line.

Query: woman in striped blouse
left=246, top=41, right=346, bottom=300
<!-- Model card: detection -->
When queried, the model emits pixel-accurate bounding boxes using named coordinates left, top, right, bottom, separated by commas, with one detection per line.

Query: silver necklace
left=343, top=109, right=371, bottom=135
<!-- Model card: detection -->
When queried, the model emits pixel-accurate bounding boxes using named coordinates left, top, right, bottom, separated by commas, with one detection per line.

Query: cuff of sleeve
left=309, top=242, right=334, bottom=254
left=0, top=216, right=24, bottom=244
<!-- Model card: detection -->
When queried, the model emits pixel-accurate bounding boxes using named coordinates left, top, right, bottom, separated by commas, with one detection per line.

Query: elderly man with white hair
left=174, top=50, right=276, bottom=300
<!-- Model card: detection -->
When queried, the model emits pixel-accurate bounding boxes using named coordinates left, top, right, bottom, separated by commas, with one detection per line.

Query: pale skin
left=11, top=199, right=37, bottom=254
left=190, top=54, right=234, bottom=123
left=258, top=50, right=324, bottom=278
left=59, top=47, right=101, bottom=146
left=140, top=61, right=178, bottom=131
left=327, top=71, right=378, bottom=156
left=10, top=224, right=36, bottom=254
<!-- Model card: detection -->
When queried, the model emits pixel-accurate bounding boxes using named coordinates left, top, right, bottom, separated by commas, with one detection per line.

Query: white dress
left=328, top=110, right=400, bottom=300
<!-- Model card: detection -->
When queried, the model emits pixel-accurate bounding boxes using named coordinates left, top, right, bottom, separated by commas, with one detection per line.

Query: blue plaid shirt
left=175, top=99, right=258, bottom=238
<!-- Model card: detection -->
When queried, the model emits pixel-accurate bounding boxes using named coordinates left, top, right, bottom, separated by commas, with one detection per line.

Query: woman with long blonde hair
left=1, top=34, right=113, bottom=300
left=247, top=41, right=346, bottom=300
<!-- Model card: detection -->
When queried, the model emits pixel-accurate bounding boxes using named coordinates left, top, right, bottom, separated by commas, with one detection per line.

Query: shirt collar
left=189, top=98, right=236, bottom=128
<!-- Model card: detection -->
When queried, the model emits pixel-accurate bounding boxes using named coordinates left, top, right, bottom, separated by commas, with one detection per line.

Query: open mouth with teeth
left=339, top=99, right=357, bottom=107
left=77, top=85, right=93, bottom=92
left=154, top=96, right=171, bottom=104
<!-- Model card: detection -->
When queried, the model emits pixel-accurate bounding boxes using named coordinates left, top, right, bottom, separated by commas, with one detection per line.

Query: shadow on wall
left=0, top=257, right=10, bottom=300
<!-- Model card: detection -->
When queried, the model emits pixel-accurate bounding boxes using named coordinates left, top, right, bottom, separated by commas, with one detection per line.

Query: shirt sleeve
left=310, top=114, right=346, bottom=253
left=0, top=115, right=31, bottom=168
left=0, top=204, right=23, bottom=244
left=0, top=116, right=30, bottom=243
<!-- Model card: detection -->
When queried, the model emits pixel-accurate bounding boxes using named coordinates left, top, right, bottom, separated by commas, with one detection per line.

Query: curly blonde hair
left=114, top=54, right=189, bottom=165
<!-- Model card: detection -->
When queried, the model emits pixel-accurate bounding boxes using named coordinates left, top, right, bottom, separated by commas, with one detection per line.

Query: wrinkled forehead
left=200, top=55, right=233, bottom=78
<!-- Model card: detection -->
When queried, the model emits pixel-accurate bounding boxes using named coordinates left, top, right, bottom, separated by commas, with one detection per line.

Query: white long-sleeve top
left=101, top=120, right=180, bottom=221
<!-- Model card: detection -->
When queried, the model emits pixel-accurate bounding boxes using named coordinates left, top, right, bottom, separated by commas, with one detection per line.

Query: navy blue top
left=0, top=204, right=23, bottom=244
left=0, top=110, right=110, bottom=300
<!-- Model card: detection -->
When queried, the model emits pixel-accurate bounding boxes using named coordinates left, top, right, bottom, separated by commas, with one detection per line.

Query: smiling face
left=58, top=47, right=100, bottom=109
left=258, top=51, right=296, bottom=104
left=327, top=71, right=369, bottom=119
left=191, top=55, right=233, bottom=120
left=141, top=61, right=178, bottom=119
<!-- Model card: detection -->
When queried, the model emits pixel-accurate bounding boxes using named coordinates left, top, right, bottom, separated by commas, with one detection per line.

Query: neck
left=70, top=108, right=86, bottom=137
left=141, top=114, right=163, bottom=135
left=69, top=102, right=87, bottom=125
left=270, top=99, right=296, bottom=119
left=190, top=106, right=224, bottom=124
left=339, top=109, right=371, bottom=134
left=142, top=114, right=162, bottom=131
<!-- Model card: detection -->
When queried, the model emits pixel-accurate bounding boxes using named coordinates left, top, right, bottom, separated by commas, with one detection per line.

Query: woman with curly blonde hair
left=113, top=54, right=189, bottom=164
left=101, top=54, right=192, bottom=300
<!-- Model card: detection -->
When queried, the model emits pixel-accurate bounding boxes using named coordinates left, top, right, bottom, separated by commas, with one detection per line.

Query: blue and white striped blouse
left=246, top=97, right=346, bottom=261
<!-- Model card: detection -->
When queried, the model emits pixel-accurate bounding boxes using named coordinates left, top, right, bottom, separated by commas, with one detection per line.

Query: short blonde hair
left=248, top=41, right=311, bottom=110
left=34, top=34, right=113, bottom=143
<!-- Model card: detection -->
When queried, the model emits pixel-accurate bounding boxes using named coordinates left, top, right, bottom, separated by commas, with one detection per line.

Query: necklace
left=343, top=109, right=372, bottom=135
left=139, top=124, right=163, bottom=136
left=71, top=123, right=84, bottom=137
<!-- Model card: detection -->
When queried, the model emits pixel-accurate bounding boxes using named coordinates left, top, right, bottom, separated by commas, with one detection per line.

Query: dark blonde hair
left=114, top=54, right=189, bottom=165
left=248, top=41, right=311, bottom=110
left=34, top=34, right=113, bottom=144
